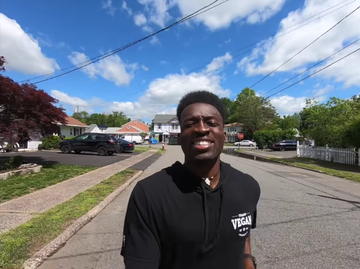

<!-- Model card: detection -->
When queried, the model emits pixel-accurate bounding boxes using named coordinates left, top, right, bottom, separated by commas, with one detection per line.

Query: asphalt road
left=0, top=151, right=139, bottom=167
left=38, top=147, right=360, bottom=269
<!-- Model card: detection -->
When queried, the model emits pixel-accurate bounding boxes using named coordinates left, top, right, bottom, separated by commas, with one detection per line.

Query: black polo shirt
left=121, top=161, right=260, bottom=269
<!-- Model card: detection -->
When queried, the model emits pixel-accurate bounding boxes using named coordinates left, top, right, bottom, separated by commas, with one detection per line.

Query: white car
left=234, top=140, right=256, bottom=147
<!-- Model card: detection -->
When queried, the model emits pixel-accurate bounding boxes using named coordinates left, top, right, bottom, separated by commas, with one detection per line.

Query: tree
left=0, top=56, right=67, bottom=143
left=220, top=97, right=234, bottom=124
left=72, top=111, right=130, bottom=126
left=270, top=113, right=301, bottom=131
left=230, top=88, right=277, bottom=137
left=299, top=97, right=360, bottom=147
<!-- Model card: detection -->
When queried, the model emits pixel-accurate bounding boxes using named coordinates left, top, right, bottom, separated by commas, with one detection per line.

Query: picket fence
left=297, top=143, right=359, bottom=165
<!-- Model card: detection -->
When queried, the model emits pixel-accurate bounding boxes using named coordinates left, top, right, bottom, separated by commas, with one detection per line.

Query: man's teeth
left=194, top=141, right=211, bottom=145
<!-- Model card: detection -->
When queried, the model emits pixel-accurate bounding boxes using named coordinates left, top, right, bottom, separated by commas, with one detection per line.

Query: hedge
left=253, top=129, right=297, bottom=149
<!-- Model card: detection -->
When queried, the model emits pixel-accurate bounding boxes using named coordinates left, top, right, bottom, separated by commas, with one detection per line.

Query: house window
left=158, top=124, right=162, bottom=129
left=70, top=128, right=73, bottom=136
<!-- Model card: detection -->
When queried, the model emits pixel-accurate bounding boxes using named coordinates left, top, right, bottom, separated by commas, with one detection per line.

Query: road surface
left=39, top=146, right=360, bottom=269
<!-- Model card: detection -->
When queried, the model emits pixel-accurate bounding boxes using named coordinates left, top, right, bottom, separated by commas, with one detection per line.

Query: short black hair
left=176, top=90, right=226, bottom=124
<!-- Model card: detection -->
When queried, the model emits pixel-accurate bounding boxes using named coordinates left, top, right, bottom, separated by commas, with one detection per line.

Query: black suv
left=59, top=133, right=120, bottom=156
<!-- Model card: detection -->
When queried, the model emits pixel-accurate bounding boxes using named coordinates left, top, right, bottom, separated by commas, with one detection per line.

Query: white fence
left=297, top=143, right=359, bottom=165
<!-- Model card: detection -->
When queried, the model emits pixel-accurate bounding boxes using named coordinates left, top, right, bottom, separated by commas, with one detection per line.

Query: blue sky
left=1, top=0, right=360, bottom=123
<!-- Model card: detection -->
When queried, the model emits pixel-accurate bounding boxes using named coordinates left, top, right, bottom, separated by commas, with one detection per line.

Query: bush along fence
left=297, top=141, right=359, bottom=166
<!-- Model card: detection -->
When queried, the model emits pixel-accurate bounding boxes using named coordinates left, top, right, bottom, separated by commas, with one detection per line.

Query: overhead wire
left=20, top=0, right=228, bottom=85
left=264, top=47, right=360, bottom=99
left=261, top=37, right=360, bottom=97
left=82, top=0, right=358, bottom=108
left=249, top=4, right=360, bottom=88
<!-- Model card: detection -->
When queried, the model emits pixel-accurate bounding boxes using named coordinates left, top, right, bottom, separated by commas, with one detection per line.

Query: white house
left=152, top=114, right=180, bottom=144
left=224, top=122, right=244, bottom=143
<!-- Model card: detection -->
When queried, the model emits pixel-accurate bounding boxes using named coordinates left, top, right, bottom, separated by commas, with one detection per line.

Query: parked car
left=269, top=140, right=297, bottom=151
left=234, top=140, right=257, bottom=147
left=58, top=133, right=120, bottom=156
left=117, top=139, right=135, bottom=153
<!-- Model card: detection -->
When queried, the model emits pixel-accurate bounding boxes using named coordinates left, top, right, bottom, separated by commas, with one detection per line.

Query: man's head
left=177, top=90, right=226, bottom=162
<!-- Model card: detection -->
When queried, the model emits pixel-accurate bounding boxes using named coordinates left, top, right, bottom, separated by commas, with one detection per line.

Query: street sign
left=238, top=133, right=244, bottom=140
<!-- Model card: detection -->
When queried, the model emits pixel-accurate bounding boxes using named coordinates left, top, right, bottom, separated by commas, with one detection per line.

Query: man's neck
left=183, top=158, right=221, bottom=186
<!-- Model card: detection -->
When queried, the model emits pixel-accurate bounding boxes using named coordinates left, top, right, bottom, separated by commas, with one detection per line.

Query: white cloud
left=0, top=13, right=59, bottom=75
left=102, top=0, right=117, bottom=16
left=134, top=13, right=147, bottom=26
left=238, top=0, right=360, bottom=88
left=160, top=60, right=169, bottom=65
left=150, top=36, right=161, bottom=45
left=204, top=52, right=232, bottom=74
left=68, top=52, right=137, bottom=86
left=177, top=0, right=286, bottom=30
left=122, top=1, right=133, bottom=15
left=55, top=52, right=232, bottom=120
left=134, top=0, right=286, bottom=32
left=141, top=65, right=149, bottom=71
left=269, top=84, right=332, bottom=115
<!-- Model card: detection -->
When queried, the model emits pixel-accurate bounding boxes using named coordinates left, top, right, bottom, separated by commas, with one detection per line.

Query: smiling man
left=121, top=90, right=261, bottom=269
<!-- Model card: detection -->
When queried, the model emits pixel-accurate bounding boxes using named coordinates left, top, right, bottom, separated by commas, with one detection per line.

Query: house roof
left=57, top=115, right=88, bottom=127
left=153, top=114, right=178, bottom=124
left=122, top=120, right=149, bottom=133
left=224, top=122, right=243, bottom=127
left=117, top=125, right=142, bottom=134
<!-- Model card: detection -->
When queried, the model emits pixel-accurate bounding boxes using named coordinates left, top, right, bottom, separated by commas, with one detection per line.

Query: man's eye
left=207, top=122, right=218, bottom=127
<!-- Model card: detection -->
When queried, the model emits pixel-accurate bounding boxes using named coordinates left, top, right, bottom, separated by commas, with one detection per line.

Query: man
left=121, top=90, right=261, bottom=269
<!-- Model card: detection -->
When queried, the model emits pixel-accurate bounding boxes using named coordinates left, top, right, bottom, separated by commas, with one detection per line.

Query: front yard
left=268, top=157, right=360, bottom=183
left=0, top=164, right=97, bottom=203
left=0, top=169, right=137, bottom=269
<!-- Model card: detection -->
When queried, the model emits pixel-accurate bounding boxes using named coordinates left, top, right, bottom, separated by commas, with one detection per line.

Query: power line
left=21, top=0, right=228, bottom=85
left=19, top=0, right=354, bottom=86
left=249, top=4, right=360, bottom=89
left=261, top=37, right=360, bottom=96
left=81, top=0, right=358, bottom=108
left=264, top=47, right=360, bottom=99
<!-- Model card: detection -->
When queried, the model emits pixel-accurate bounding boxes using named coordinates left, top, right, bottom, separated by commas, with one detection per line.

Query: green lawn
left=157, top=148, right=166, bottom=155
left=268, top=157, right=360, bottom=183
left=0, top=169, right=137, bottom=269
left=0, top=164, right=97, bottom=204
left=133, top=146, right=151, bottom=153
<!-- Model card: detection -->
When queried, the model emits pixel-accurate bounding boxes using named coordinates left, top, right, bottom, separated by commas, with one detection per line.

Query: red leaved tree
left=0, top=56, right=67, bottom=144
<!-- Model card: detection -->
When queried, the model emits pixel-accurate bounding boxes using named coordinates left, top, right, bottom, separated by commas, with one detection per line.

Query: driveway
left=0, top=151, right=139, bottom=167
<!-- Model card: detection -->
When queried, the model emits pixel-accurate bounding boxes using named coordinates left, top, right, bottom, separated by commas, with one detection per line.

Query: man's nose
left=194, top=121, right=210, bottom=133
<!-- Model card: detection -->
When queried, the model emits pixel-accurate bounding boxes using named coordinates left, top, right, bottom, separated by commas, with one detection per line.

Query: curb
left=223, top=150, right=325, bottom=174
left=23, top=170, right=144, bottom=269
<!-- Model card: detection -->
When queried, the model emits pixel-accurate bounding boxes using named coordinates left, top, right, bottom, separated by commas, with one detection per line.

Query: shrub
left=0, top=155, right=23, bottom=171
left=253, top=129, right=297, bottom=149
left=42, top=135, right=61, bottom=150
left=64, top=136, right=75, bottom=140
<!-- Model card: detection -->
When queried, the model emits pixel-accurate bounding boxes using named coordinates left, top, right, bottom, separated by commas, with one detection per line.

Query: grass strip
left=133, top=146, right=151, bottom=153
left=157, top=149, right=166, bottom=155
left=268, top=157, right=360, bottom=183
left=0, top=164, right=97, bottom=204
left=0, top=168, right=137, bottom=269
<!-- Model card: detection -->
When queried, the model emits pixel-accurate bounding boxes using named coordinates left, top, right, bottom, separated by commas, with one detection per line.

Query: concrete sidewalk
left=38, top=146, right=182, bottom=269
left=0, top=150, right=158, bottom=234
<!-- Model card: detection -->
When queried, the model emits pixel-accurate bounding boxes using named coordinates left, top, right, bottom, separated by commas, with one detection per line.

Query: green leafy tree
left=72, top=111, right=130, bottom=126
left=221, top=97, right=234, bottom=124
left=230, top=88, right=277, bottom=137
left=299, top=97, right=360, bottom=147
left=270, top=113, right=301, bottom=131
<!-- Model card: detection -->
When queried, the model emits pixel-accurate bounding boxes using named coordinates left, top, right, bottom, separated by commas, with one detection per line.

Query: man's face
left=179, top=103, right=225, bottom=161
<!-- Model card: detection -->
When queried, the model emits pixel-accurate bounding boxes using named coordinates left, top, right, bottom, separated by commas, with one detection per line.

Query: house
left=85, top=120, right=150, bottom=143
left=152, top=114, right=180, bottom=144
left=57, top=115, right=88, bottom=137
left=224, top=122, right=244, bottom=143
left=27, top=115, right=88, bottom=149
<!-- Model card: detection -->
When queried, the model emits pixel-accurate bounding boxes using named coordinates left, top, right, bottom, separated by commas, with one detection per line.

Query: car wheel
left=97, top=146, right=107, bottom=156
left=280, top=146, right=285, bottom=151
left=61, top=145, right=71, bottom=154
left=74, top=151, right=81, bottom=154
left=133, top=141, right=136, bottom=145
left=108, top=151, right=114, bottom=156
left=249, top=144, right=254, bottom=147
left=118, top=146, right=124, bottom=153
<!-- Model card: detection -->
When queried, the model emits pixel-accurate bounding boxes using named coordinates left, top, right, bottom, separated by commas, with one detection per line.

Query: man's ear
left=223, top=132, right=226, bottom=143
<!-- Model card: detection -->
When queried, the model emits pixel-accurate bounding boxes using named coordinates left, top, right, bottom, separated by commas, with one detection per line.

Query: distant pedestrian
left=121, top=90, right=261, bottom=269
